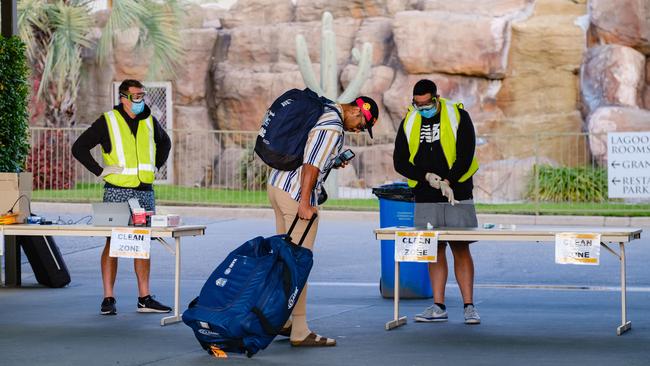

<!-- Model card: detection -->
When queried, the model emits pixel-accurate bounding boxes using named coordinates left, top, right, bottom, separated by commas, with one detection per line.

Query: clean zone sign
left=395, top=231, right=438, bottom=262
left=110, top=227, right=151, bottom=259
left=607, top=132, right=650, bottom=198
left=555, top=233, right=601, bottom=265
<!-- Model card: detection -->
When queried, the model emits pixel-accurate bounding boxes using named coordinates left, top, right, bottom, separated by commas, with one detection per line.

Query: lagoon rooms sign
left=607, top=132, right=650, bottom=198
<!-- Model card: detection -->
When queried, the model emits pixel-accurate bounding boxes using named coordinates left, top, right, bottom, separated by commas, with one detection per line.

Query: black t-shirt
left=393, top=108, right=476, bottom=203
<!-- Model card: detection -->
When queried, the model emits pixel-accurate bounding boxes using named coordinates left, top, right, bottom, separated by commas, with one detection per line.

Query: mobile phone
left=339, top=149, right=355, bottom=162
left=334, top=149, right=355, bottom=168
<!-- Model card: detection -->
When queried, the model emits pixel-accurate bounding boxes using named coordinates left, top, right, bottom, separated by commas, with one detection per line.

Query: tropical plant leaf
left=97, top=0, right=149, bottom=66
left=17, top=0, right=49, bottom=62
left=140, top=0, right=183, bottom=79
left=18, top=0, right=186, bottom=127
left=42, top=0, right=93, bottom=98
left=19, top=0, right=93, bottom=101
left=98, top=0, right=184, bottom=79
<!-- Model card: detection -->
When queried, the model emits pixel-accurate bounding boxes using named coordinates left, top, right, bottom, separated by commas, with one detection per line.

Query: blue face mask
left=419, top=106, right=437, bottom=119
left=131, top=100, right=145, bottom=115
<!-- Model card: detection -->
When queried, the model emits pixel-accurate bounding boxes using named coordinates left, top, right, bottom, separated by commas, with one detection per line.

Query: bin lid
left=372, top=182, right=414, bottom=202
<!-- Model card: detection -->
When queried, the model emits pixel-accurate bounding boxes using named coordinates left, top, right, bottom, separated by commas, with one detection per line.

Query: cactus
left=295, top=12, right=373, bottom=103
left=295, top=12, right=374, bottom=200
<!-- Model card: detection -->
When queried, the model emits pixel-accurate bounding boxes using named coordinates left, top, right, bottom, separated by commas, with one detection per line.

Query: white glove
left=100, top=166, right=123, bottom=177
left=425, top=173, right=442, bottom=189
left=439, top=180, right=459, bottom=206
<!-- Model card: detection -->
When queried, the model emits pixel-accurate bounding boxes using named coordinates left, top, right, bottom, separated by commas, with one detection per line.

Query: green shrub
left=0, top=36, right=30, bottom=172
left=527, top=165, right=608, bottom=202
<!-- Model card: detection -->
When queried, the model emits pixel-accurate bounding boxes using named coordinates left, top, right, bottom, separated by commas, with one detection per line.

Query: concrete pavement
left=1, top=206, right=649, bottom=365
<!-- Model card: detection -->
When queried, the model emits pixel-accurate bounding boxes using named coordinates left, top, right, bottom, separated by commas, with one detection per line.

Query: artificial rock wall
left=73, top=0, right=650, bottom=201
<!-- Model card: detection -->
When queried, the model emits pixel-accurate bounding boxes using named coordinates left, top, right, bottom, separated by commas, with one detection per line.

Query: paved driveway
left=1, top=210, right=648, bottom=365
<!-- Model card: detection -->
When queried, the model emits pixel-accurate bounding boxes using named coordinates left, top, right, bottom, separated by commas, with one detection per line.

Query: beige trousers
left=267, top=185, right=319, bottom=319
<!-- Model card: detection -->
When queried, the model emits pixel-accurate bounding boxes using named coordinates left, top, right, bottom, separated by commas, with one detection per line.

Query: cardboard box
left=0, top=172, right=33, bottom=223
left=151, top=214, right=181, bottom=227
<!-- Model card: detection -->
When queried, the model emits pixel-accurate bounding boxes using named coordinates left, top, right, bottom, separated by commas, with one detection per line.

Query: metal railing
left=26, top=127, right=649, bottom=215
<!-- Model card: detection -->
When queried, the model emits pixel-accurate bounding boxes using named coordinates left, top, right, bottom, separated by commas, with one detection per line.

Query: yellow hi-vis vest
left=101, top=110, right=156, bottom=188
left=403, top=98, right=479, bottom=188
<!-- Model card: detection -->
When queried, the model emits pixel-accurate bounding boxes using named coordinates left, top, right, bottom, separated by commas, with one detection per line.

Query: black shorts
left=414, top=200, right=478, bottom=244
left=415, top=200, right=478, bottom=228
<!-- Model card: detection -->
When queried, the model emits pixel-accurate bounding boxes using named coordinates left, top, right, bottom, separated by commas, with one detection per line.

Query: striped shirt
left=268, top=104, right=344, bottom=206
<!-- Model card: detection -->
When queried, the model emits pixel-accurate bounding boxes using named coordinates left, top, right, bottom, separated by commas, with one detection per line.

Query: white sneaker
left=464, top=304, right=481, bottom=324
left=414, top=304, right=448, bottom=322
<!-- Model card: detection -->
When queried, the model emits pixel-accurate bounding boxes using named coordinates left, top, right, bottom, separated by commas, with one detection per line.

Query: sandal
left=278, top=325, right=291, bottom=337
left=290, top=332, right=336, bottom=347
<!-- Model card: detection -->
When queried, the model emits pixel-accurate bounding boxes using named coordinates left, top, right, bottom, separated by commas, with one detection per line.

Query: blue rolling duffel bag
left=182, top=214, right=317, bottom=358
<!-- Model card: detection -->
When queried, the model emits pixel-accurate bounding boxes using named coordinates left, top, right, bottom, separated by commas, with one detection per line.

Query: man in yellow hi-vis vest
left=393, top=79, right=481, bottom=325
left=72, top=79, right=171, bottom=316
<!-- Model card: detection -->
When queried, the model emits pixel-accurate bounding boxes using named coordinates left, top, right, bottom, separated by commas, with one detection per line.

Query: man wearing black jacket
left=393, top=79, right=481, bottom=325
left=72, top=79, right=172, bottom=316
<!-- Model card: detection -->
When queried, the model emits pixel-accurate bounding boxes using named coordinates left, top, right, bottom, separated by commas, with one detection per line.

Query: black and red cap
left=354, top=96, right=379, bottom=138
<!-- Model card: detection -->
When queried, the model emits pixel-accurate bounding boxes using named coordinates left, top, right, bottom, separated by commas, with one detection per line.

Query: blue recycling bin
left=373, top=183, right=432, bottom=299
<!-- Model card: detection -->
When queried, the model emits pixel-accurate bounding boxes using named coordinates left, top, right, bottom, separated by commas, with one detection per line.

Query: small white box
left=151, top=214, right=181, bottom=227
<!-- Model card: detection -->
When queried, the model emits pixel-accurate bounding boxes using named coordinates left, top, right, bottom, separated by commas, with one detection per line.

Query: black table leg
left=4, top=235, right=20, bottom=286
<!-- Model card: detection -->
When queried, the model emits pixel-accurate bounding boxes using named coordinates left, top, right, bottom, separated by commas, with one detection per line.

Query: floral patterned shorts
left=103, top=187, right=156, bottom=213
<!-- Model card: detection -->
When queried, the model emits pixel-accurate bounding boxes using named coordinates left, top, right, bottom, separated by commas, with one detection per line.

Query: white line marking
left=308, top=281, right=650, bottom=293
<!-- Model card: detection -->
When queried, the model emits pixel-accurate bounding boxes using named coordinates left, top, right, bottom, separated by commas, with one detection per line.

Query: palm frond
left=97, top=0, right=149, bottom=66
left=37, top=35, right=57, bottom=97
left=140, top=0, right=184, bottom=79
left=98, top=0, right=185, bottom=79
left=18, top=0, right=50, bottom=63
left=35, top=0, right=93, bottom=99
left=49, top=1, right=93, bottom=49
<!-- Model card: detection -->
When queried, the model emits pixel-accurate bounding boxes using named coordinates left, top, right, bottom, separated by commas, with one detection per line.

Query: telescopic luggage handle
left=286, top=213, right=318, bottom=246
